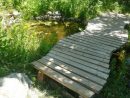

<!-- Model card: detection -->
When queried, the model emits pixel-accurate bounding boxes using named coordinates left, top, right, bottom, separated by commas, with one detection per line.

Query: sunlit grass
left=0, top=19, right=84, bottom=76
left=0, top=0, right=130, bottom=98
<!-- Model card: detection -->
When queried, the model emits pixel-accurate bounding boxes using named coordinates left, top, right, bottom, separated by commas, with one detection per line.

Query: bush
left=0, top=0, right=99, bottom=21
left=0, top=22, right=58, bottom=64
left=1, top=0, right=130, bottom=20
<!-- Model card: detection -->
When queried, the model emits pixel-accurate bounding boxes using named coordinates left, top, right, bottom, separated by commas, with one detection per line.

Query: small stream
left=27, top=20, right=85, bottom=40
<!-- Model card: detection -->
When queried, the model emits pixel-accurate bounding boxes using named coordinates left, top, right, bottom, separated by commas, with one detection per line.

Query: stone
left=54, top=11, right=61, bottom=16
left=0, top=73, right=56, bottom=98
left=47, top=11, right=52, bottom=15
left=1, top=9, right=21, bottom=29
left=0, top=73, right=32, bottom=98
left=13, top=10, right=20, bottom=16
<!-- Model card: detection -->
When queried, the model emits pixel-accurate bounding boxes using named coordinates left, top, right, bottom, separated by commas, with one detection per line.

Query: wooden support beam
left=37, top=70, right=45, bottom=81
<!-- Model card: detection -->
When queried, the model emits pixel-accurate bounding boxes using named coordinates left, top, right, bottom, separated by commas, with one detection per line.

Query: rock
left=13, top=10, right=20, bottom=16
left=47, top=11, right=52, bottom=15
left=54, top=11, right=61, bottom=16
left=0, top=73, right=32, bottom=98
left=0, top=73, right=56, bottom=98
left=1, top=9, right=21, bottom=29
left=36, top=11, right=62, bottom=21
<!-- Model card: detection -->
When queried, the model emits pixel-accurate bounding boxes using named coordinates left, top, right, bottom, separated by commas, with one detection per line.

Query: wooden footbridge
left=32, top=12, right=129, bottom=98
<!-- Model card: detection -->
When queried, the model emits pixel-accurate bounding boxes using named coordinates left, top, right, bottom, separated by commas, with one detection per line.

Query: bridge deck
left=32, top=12, right=129, bottom=98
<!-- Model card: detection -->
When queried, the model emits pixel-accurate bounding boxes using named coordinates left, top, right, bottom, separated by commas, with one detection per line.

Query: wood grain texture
left=31, top=12, right=128, bottom=98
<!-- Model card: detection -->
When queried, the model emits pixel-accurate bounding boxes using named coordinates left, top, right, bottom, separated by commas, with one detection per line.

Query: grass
left=0, top=18, right=84, bottom=77
left=0, top=1, right=130, bottom=98
left=30, top=27, right=130, bottom=98
left=2, top=0, right=129, bottom=21
left=97, top=55, right=129, bottom=98
left=0, top=17, right=84, bottom=98
left=95, top=24, right=130, bottom=98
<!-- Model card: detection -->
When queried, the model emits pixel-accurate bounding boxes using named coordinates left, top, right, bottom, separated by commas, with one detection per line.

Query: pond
left=0, top=18, right=85, bottom=65
left=28, top=20, right=85, bottom=40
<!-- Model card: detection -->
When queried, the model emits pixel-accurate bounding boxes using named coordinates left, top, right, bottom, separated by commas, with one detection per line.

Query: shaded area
left=32, top=12, right=129, bottom=98
left=0, top=15, right=85, bottom=97
left=0, top=73, right=76, bottom=98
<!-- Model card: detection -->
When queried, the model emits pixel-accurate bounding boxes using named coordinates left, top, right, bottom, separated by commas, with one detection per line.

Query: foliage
left=0, top=18, right=83, bottom=77
left=0, top=22, right=57, bottom=65
left=118, top=0, right=130, bottom=13
left=1, top=0, right=130, bottom=20
left=0, top=18, right=84, bottom=97
left=0, top=0, right=130, bottom=97
left=96, top=27, right=130, bottom=98
left=0, top=0, right=98, bottom=20
left=96, top=51, right=130, bottom=98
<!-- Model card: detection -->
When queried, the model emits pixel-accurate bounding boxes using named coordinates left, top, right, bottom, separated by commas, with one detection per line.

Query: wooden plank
left=41, top=56, right=107, bottom=86
left=71, top=32, right=121, bottom=46
left=69, top=35, right=119, bottom=50
left=52, top=47, right=109, bottom=68
left=74, top=31, right=127, bottom=43
left=49, top=49, right=109, bottom=71
left=47, top=53, right=109, bottom=79
left=71, top=35, right=122, bottom=49
left=87, top=35, right=127, bottom=44
left=59, top=40, right=110, bottom=57
left=57, top=42, right=110, bottom=60
left=60, top=39, right=110, bottom=54
left=65, top=38, right=114, bottom=52
left=31, top=13, right=129, bottom=98
left=71, top=33, right=122, bottom=45
left=54, top=45, right=109, bottom=63
left=38, top=58, right=103, bottom=92
left=85, top=31, right=128, bottom=43
left=65, top=36, right=120, bottom=48
left=72, top=31, right=126, bottom=44
left=32, top=61, right=95, bottom=98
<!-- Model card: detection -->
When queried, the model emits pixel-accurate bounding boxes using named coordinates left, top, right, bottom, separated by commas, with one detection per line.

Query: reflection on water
left=28, top=20, right=85, bottom=40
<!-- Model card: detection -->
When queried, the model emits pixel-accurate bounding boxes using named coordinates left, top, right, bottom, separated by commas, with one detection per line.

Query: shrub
left=0, top=22, right=58, bottom=64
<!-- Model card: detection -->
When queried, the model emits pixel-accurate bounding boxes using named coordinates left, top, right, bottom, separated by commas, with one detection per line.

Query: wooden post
left=37, top=70, right=45, bottom=81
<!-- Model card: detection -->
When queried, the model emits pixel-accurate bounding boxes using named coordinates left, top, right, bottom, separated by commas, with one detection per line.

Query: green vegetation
left=1, top=0, right=130, bottom=20
left=0, top=0, right=130, bottom=98
left=96, top=24, right=130, bottom=98
left=97, top=51, right=129, bottom=98
left=0, top=0, right=98, bottom=20
left=0, top=20, right=83, bottom=76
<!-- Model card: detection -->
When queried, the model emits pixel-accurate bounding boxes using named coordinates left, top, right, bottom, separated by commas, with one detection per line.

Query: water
left=28, top=20, right=85, bottom=40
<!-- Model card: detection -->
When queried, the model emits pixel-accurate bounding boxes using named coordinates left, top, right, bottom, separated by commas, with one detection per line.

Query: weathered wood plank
left=68, top=35, right=119, bottom=49
left=31, top=12, right=128, bottom=98
left=38, top=58, right=103, bottom=92
left=41, top=56, right=107, bottom=85
left=72, top=31, right=126, bottom=45
left=52, top=47, right=109, bottom=68
left=47, top=53, right=109, bottom=79
left=54, top=45, right=109, bottom=63
left=65, top=39, right=114, bottom=52
left=82, top=30, right=128, bottom=42
left=71, top=35, right=122, bottom=49
left=32, top=61, right=95, bottom=98
left=66, top=36, right=118, bottom=50
left=59, top=40, right=110, bottom=58
left=57, top=42, right=110, bottom=60
left=60, top=39, right=110, bottom=54
left=49, top=50, right=109, bottom=72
